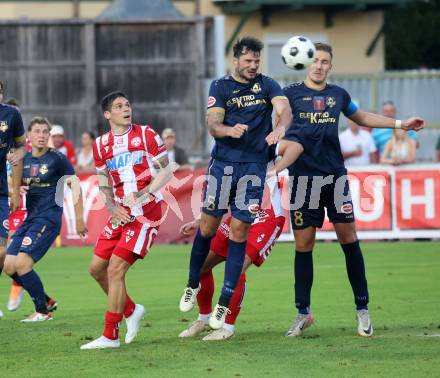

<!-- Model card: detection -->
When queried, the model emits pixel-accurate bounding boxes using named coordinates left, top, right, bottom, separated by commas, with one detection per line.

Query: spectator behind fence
left=372, top=101, right=418, bottom=156
left=0, top=80, right=4, bottom=103
left=75, top=131, right=95, bottom=175
left=339, top=119, right=377, bottom=165
left=436, top=135, right=440, bottom=162
left=161, top=128, right=191, bottom=170
left=380, top=129, right=416, bottom=165
left=50, top=125, right=77, bottom=165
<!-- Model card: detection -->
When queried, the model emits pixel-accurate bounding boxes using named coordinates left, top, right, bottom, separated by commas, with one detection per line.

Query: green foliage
left=1, top=242, right=439, bottom=377
left=385, top=0, right=440, bottom=69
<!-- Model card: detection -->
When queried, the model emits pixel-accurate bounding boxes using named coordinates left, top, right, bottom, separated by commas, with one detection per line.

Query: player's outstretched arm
left=272, top=140, right=304, bottom=174
left=266, top=98, right=293, bottom=145
left=66, top=175, right=88, bottom=238
left=350, top=110, right=425, bottom=132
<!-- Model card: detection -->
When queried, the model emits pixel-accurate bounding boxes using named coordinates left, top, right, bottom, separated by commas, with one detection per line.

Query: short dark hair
left=382, top=100, right=395, bottom=107
left=233, top=37, right=264, bottom=58
left=314, top=42, right=333, bottom=59
left=5, top=98, right=19, bottom=107
left=101, top=91, right=128, bottom=112
left=28, top=116, right=51, bottom=132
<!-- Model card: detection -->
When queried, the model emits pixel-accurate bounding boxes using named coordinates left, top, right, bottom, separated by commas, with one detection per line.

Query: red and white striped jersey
left=93, top=124, right=167, bottom=216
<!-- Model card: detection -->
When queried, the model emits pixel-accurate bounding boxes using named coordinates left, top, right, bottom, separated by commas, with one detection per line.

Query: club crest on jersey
left=30, top=164, right=39, bottom=177
left=131, top=136, right=142, bottom=148
left=39, top=164, right=48, bottom=175
left=313, top=96, right=325, bottom=111
left=106, top=150, right=143, bottom=171
left=326, top=97, right=336, bottom=108
left=0, top=121, right=8, bottom=132
left=251, top=83, right=262, bottom=94
left=207, top=96, right=216, bottom=107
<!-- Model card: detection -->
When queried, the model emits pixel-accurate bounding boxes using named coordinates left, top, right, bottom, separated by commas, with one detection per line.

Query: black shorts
left=289, top=173, right=355, bottom=230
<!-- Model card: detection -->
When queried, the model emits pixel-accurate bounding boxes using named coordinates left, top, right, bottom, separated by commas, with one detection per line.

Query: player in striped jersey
left=81, top=92, right=172, bottom=350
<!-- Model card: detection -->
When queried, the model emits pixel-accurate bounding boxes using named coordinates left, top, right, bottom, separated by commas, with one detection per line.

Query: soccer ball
left=281, top=36, right=316, bottom=70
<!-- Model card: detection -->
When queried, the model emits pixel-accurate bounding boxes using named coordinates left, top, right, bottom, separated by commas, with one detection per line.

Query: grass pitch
left=0, top=241, right=439, bottom=378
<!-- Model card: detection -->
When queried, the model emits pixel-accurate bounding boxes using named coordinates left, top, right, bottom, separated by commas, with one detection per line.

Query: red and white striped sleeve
left=93, top=136, right=106, bottom=171
left=141, top=126, right=168, bottom=163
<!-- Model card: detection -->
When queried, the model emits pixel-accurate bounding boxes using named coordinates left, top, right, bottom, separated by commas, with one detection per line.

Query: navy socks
left=294, top=251, right=313, bottom=314
left=19, top=270, right=48, bottom=314
left=187, top=229, right=214, bottom=289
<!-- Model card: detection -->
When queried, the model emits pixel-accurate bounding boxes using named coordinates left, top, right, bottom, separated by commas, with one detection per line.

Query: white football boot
left=125, top=304, right=145, bottom=344
left=356, top=309, right=373, bottom=337
left=178, top=319, right=210, bottom=338
left=202, top=327, right=234, bottom=341
left=285, top=313, right=314, bottom=337
left=209, top=304, right=230, bottom=330
left=20, top=312, right=53, bottom=322
left=80, top=336, right=120, bottom=350
left=179, top=286, right=200, bottom=312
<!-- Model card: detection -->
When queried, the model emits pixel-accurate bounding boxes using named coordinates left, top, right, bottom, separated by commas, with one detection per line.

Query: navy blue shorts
left=202, top=159, right=267, bottom=224
left=0, top=196, right=9, bottom=240
left=7, top=219, right=60, bottom=262
left=289, top=173, right=355, bottom=230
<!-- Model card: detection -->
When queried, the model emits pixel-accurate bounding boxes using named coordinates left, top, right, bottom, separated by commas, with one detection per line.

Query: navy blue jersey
left=207, top=74, right=286, bottom=163
left=0, top=104, right=25, bottom=197
left=283, top=82, right=358, bottom=176
left=22, top=149, right=74, bottom=224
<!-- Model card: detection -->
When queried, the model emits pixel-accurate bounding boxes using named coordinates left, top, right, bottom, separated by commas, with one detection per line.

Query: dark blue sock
left=341, top=241, right=369, bottom=310
left=295, top=251, right=313, bottom=314
left=19, top=270, right=48, bottom=314
left=187, top=229, right=214, bottom=289
left=219, top=240, right=246, bottom=307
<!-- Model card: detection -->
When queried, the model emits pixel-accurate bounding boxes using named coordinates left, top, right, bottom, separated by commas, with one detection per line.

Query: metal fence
left=0, top=18, right=215, bottom=152
left=276, top=70, right=440, bottom=161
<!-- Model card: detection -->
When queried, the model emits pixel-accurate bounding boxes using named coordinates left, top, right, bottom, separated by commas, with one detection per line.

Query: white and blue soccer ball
left=281, top=36, right=316, bottom=70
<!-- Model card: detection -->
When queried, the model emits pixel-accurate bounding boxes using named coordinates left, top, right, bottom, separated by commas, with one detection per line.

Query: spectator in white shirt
left=339, top=120, right=377, bottom=165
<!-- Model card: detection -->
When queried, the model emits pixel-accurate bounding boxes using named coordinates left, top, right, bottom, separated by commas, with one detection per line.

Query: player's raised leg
left=334, top=222, right=372, bottom=337
left=179, top=213, right=222, bottom=313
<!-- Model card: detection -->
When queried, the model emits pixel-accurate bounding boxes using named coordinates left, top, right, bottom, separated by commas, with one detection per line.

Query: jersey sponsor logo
left=39, top=164, right=48, bottom=175
left=326, top=97, right=336, bottom=108
left=313, top=96, right=325, bottom=111
left=257, top=233, right=265, bottom=243
left=30, top=164, right=39, bottom=177
left=341, top=203, right=353, bottom=214
left=0, top=121, right=8, bottom=132
left=251, top=83, right=262, bottom=94
left=22, top=236, right=32, bottom=246
left=105, top=150, right=144, bottom=171
left=207, top=96, right=216, bottom=107
left=226, top=95, right=267, bottom=109
left=299, top=111, right=336, bottom=124
left=131, top=136, right=142, bottom=148
left=302, top=96, right=312, bottom=101
left=2, top=219, right=9, bottom=230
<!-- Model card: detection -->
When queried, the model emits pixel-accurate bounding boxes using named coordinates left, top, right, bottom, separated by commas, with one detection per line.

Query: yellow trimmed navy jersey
left=0, top=104, right=25, bottom=197
left=207, top=74, right=286, bottom=163
left=22, top=148, right=74, bottom=224
left=283, top=82, right=358, bottom=175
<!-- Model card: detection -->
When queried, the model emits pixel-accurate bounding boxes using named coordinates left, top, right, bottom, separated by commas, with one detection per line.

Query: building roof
left=213, top=0, right=413, bottom=13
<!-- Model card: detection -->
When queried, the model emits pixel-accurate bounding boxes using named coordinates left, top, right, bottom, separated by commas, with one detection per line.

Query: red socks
left=225, top=273, right=246, bottom=325
left=123, top=295, right=135, bottom=318
left=103, top=311, right=123, bottom=340
left=197, top=271, right=214, bottom=315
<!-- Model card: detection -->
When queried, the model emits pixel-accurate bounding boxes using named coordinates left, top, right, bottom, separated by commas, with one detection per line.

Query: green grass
left=1, top=242, right=439, bottom=378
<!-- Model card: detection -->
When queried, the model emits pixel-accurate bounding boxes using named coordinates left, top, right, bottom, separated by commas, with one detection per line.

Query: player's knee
left=107, top=262, right=126, bottom=280
left=229, top=224, right=250, bottom=242
left=89, top=263, right=105, bottom=280
left=3, top=259, right=15, bottom=276
left=199, top=223, right=217, bottom=238
left=15, top=259, right=32, bottom=275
